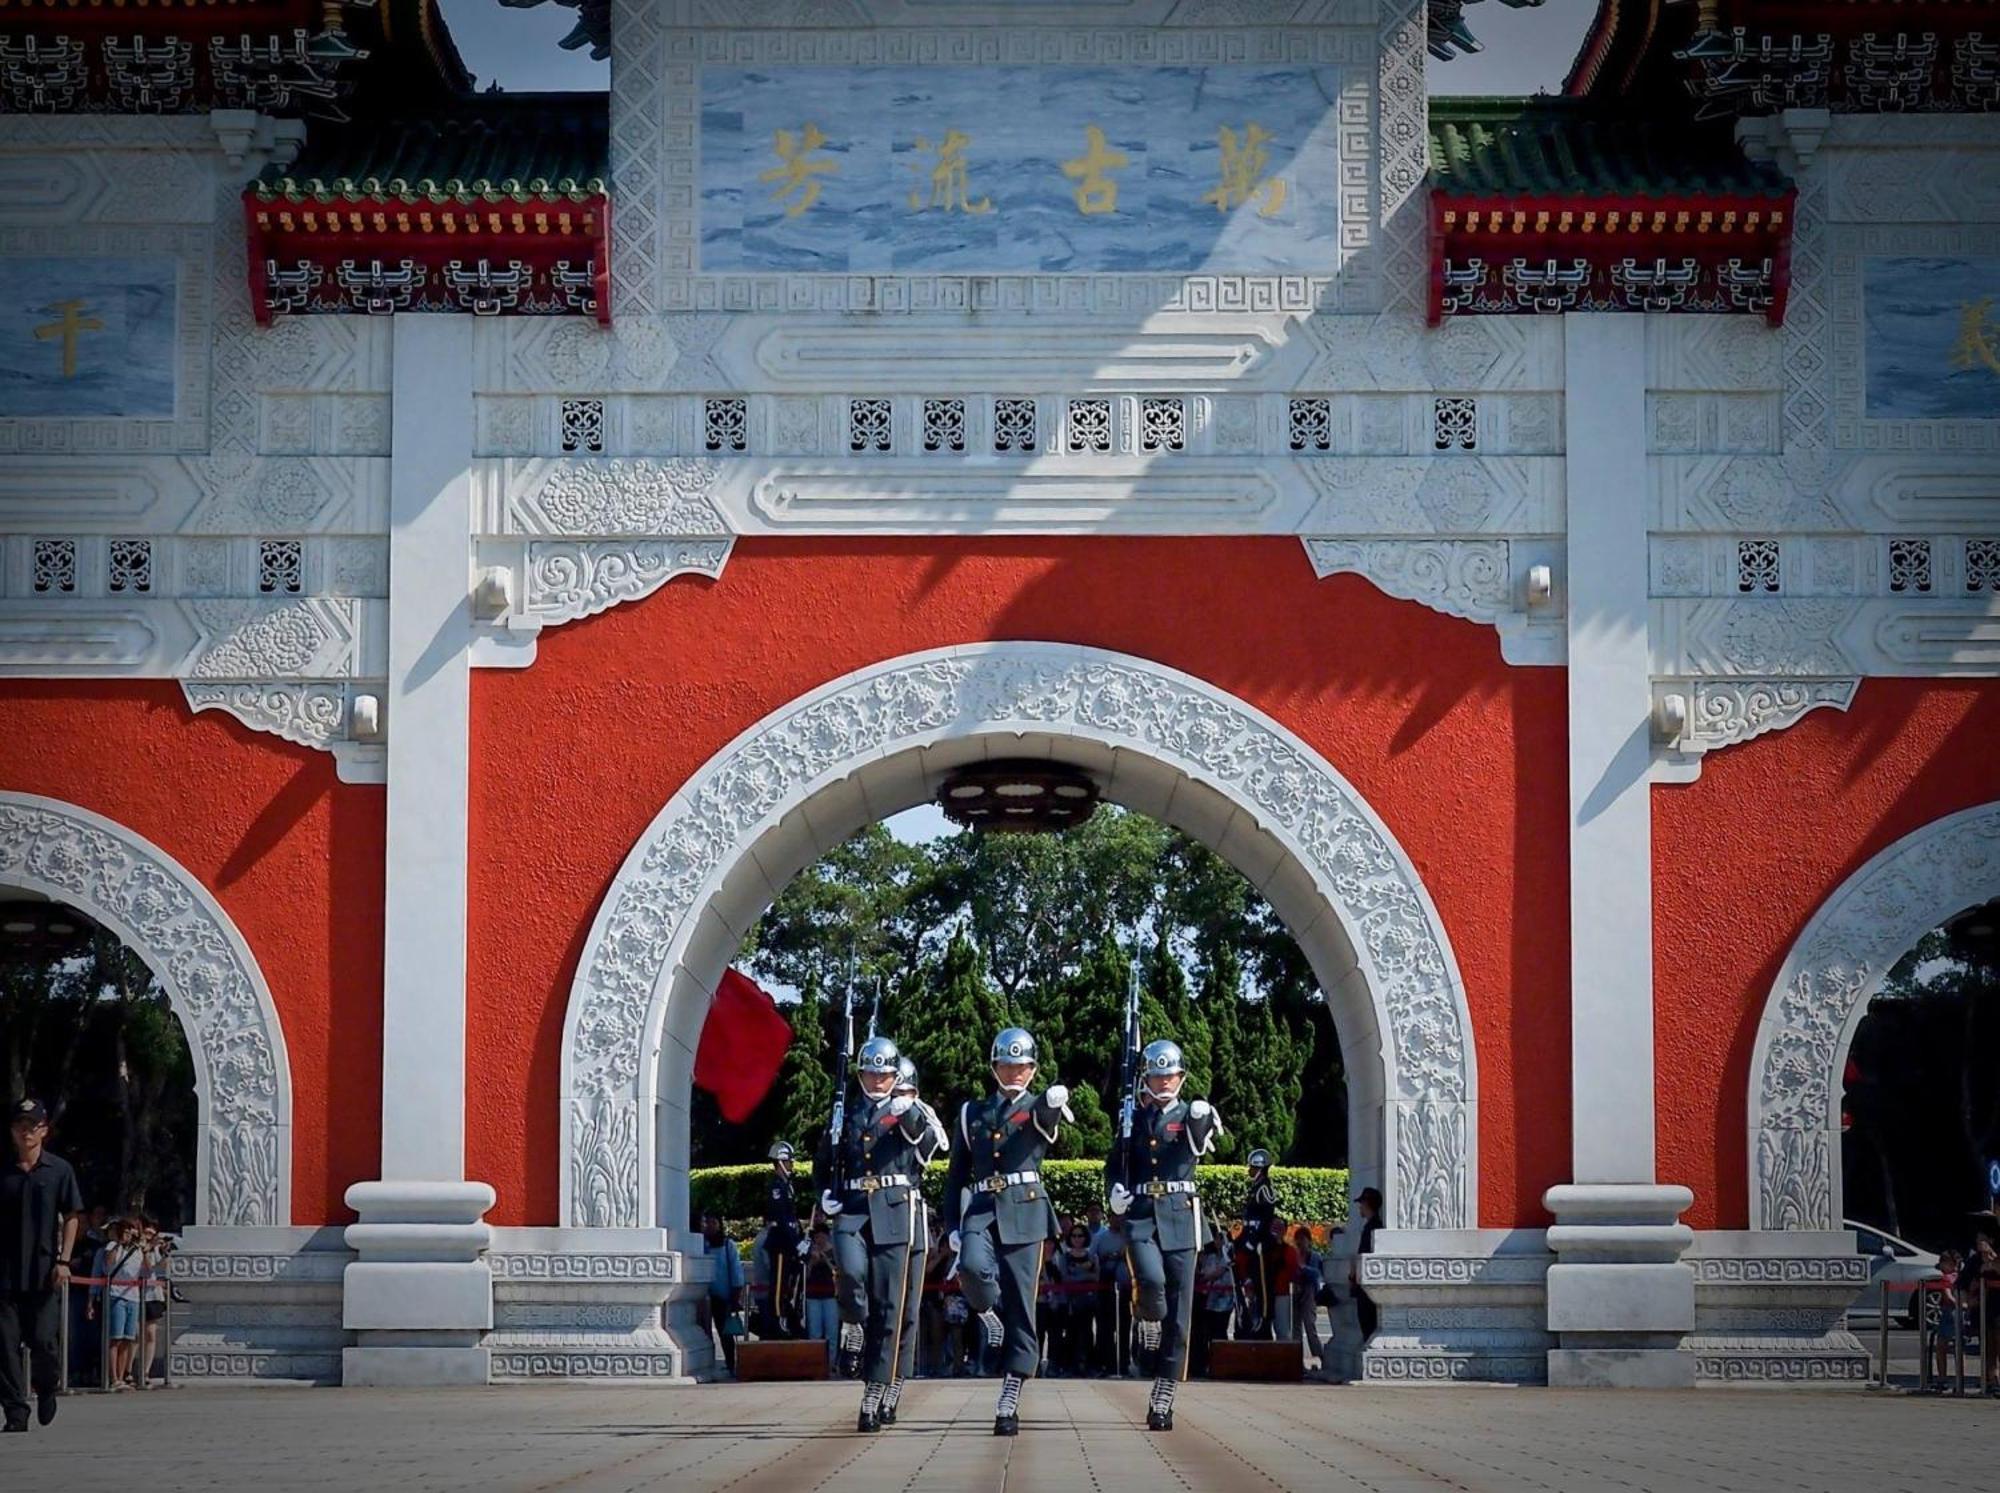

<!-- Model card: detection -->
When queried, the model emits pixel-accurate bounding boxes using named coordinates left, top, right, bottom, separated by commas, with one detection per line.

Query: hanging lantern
left=0, top=899, right=97, bottom=965
left=935, top=759, right=1101, bottom=834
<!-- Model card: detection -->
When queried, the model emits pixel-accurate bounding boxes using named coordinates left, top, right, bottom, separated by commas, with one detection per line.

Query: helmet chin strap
left=995, top=1068, right=1033, bottom=1097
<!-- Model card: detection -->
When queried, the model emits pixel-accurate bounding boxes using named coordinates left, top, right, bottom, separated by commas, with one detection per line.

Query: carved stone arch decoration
left=561, top=643, right=1476, bottom=1234
left=1749, top=800, right=2000, bottom=1231
left=0, top=793, right=292, bottom=1227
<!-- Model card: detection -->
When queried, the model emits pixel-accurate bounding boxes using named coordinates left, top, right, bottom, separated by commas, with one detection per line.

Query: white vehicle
left=1843, top=1221, right=1941, bottom=1329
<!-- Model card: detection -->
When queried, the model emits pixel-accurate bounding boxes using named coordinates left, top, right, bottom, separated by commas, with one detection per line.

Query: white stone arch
left=1749, top=799, right=2000, bottom=1231
left=562, top=643, right=1477, bottom=1235
left=0, top=792, right=292, bottom=1226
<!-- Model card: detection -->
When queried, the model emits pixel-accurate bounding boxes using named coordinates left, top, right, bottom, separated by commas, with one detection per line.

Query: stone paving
left=5, top=1379, right=1995, bottom=1493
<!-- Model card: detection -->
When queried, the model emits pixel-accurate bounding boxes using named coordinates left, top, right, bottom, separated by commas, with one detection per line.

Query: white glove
left=820, top=1189, right=842, bottom=1216
left=888, top=1095, right=913, bottom=1117
left=1044, top=1084, right=1070, bottom=1110
left=1109, top=1183, right=1132, bottom=1216
left=1189, top=1100, right=1213, bottom=1122
left=795, top=1238, right=811, bottom=1257
left=948, top=1230, right=962, bottom=1254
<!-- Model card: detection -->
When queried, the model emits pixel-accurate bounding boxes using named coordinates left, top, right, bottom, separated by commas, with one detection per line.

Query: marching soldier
left=943, top=1027, right=1071, bottom=1437
left=1237, top=1148, right=1280, bottom=1338
left=758, top=1141, right=806, bottom=1338
left=816, top=1035, right=932, bottom=1432
left=876, top=1055, right=948, bottom=1426
left=1106, top=1039, right=1222, bottom=1431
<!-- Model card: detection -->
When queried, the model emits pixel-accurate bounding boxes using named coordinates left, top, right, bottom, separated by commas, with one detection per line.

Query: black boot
left=856, top=1407, right=879, bottom=1433
left=878, top=1404, right=897, bottom=1425
left=1146, top=1407, right=1174, bottom=1431
left=993, top=1413, right=1018, bottom=1436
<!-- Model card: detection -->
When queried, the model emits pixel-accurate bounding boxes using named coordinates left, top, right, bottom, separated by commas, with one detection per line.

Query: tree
left=900, top=933, right=1007, bottom=1114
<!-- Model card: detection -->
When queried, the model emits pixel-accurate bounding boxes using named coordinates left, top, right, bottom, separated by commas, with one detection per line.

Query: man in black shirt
left=2, top=1097, right=83, bottom=1432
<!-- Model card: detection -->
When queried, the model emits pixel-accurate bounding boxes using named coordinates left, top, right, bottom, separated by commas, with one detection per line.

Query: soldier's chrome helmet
left=1247, top=1148, right=1273, bottom=1171
left=990, top=1027, right=1039, bottom=1065
left=1141, top=1040, right=1186, bottom=1077
left=768, top=1140, right=794, bottom=1163
left=857, top=1035, right=901, bottom=1074
left=893, top=1056, right=919, bottom=1094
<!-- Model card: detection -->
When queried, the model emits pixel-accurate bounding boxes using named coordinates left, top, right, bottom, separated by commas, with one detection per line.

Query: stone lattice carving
left=512, top=458, right=730, bottom=536
left=1750, top=800, right=2000, bottom=1230
left=563, top=644, right=1473, bottom=1232
left=0, top=794, right=289, bottom=1225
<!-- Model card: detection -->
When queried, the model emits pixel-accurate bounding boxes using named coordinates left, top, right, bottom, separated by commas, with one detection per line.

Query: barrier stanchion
left=1916, top=1280, right=1931, bottom=1392
left=161, top=1264, right=175, bottom=1389
left=57, top=1277, right=69, bottom=1394
left=1982, top=1275, right=1991, bottom=1396
left=1876, top=1280, right=1891, bottom=1388
left=1954, top=1277, right=1968, bottom=1395
left=98, top=1273, right=112, bottom=1391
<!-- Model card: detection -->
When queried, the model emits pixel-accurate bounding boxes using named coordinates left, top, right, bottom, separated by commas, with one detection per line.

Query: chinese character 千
left=1203, top=123, right=1286, bottom=218
left=1949, top=297, right=2000, bottom=377
left=33, top=298, right=104, bottom=379
left=1061, top=124, right=1130, bottom=216
left=908, top=130, right=992, bottom=215
left=759, top=123, right=839, bottom=218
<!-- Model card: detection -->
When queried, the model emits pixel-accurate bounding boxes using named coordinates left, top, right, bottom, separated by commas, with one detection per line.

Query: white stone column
left=342, top=315, right=492, bottom=1387
left=1545, top=313, right=1694, bottom=1387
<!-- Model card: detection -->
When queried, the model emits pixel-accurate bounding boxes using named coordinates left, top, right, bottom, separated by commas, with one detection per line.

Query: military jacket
left=1242, top=1176, right=1279, bottom=1241
left=942, top=1088, right=1065, bottom=1247
left=816, top=1093, right=929, bottom=1244
left=1105, top=1096, right=1222, bottom=1252
left=763, top=1168, right=801, bottom=1241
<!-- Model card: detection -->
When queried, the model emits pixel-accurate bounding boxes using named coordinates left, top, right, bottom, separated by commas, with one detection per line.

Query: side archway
left=0, top=792, right=292, bottom=1226
left=1749, top=800, right=2000, bottom=1231
left=562, top=643, right=1476, bottom=1234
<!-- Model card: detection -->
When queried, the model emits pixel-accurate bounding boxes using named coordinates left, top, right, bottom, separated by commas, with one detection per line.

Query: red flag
left=693, top=968, right=794, bottom=1123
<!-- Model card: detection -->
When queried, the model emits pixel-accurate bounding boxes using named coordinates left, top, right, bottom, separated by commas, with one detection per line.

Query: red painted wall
left=467, top=537, right=1574, bottom=1228
left=0, top=681, right=383, bottom=1226
left=1655, top=679, right=2000, bottom=1229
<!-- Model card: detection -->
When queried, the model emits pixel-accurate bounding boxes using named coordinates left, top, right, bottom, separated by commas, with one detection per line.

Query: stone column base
left=1544, top=1184, right=1696, bottom=1388
left=1358, top=1229, right=1555, bottom=1384
left=1684, top=1230, right=1872, bottom=1385
left=342, top=1180, right=496, bottom=1387
left=171, top=1226, right=351, bottom=1383
left=485, top=1227, right=711, bottom=1382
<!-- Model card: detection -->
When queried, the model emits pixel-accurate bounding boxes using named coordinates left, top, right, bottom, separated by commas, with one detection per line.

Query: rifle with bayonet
left=824, top=976, right=859, bottom=1208
left=1115, top=955, right=1143, bottom=1199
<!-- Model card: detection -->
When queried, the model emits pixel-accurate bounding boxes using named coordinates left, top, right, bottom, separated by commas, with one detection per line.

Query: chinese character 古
left=1950, top=297, right=2000, bottom=377
left=1061, top=124, right=1130, bottom=216
left=1203, top=123, right=1287, bottom=218
left=33, top=298, right=104, bottom=379
left=908, top=130, right=992, bottom=215
left=759, top=123, right=839, bottom=218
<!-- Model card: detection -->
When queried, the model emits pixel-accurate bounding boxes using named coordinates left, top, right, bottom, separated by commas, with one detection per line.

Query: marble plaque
left=1863, top=256, right=2000, bottom=420
left=0, top=256, right=177, bottom=418
left=698, top=64, right=1343, bottom=274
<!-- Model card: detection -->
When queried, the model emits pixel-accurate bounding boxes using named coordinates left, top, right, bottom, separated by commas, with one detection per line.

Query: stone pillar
left=1547, top=314, right=1694, bottom=1387
left=341, top=314, right=492, bottom=1386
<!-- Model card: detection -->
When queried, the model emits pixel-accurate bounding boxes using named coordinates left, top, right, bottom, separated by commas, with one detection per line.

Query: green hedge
left=690, top=1161, right=1348, bottom=1235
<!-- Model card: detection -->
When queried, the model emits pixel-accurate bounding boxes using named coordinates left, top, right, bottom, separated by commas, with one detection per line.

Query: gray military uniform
left=890, top=1099, right=947, bottom=1388
left=1107, top=1096, right=1222, bottom=1378
left=818, top=1094, right=931, bottom=1385
left=942, top=1088, right=1066, bottom=1377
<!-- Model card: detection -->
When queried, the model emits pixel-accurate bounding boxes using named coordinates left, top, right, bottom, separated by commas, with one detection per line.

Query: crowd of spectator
left=66, top=1205, right=177, bottom=1390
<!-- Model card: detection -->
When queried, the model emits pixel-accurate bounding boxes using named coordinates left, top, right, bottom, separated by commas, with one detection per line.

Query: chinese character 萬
left=907, top=130, right=992, bottom=215
left=758, top=123, right=839, bottom=218
left=1203, top=123, right=1286, bottom=218
left=1061, top=124, right=1129, bottom=216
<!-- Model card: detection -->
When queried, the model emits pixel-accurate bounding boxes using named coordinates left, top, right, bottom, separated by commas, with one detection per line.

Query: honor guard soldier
left=759, top=1141, right=806, bottom=1338
left=1238, top=1148, right=1281, bottom=1338
left=942, top=1027, right=1071, bottom=1437
left=1106, top=1039, right=1222, bottom=1431
left=876, top=1055, right=948, bottom=1426
left=815, top=1035, right=932, bottom=1432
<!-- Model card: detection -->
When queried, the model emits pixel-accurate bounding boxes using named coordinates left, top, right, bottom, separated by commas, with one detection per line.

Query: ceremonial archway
left=1749, top=800, right=2000, bottom=1232
left=560, top=643, right=1477, bottom=1236
left=0, top=792, right=293, bottom=1227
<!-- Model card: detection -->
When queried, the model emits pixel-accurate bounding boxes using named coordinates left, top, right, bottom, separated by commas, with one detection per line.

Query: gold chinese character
left=758, top=123, right=838, bottom=218
left=1202, top=122, right=1286, bottom=218
left=1061, top=124, right=1130, bottom=216
left=33, top=298, right=104, bottom=379
left=907, top=129, right=992, bottom=215
left=1949, top=296, right=2000, bottom=377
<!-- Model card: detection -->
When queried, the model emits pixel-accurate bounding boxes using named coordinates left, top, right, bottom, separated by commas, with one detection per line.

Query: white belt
left=1138, top=1180, right=1197, bottom=1197
left=976, top=1170, right=1041, bottom=1193
left=856, top=1173, right=912, bottom=1192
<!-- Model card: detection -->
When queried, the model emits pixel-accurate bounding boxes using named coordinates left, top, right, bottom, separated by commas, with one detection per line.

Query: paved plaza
left=6, top=1379, right=1994, bottom=1493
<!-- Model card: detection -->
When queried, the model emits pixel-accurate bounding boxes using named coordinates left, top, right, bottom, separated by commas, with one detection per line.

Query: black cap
left=10, top=1097, right=47, bottom=1125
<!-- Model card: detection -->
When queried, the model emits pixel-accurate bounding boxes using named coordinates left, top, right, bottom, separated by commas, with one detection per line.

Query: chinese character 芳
left=1203, top=123, right=1286, bottom=218
left=1949, top=297, right=2000, bottom=377
left=33, top=298, right=104, bottom=379
left=1061, top=124, right=1130, bottom=216
left=758, top=123, right=838, bottom=218
left=907, top=130, right=992, bottom=215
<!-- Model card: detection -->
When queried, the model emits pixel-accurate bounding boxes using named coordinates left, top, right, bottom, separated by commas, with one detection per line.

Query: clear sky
left=435, top=0, right=1595, bottom=96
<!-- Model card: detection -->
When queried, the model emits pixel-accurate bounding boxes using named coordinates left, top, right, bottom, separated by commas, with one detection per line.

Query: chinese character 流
left=907, top=130, right=992, bottom=215
left=1950, top=297, right=2000, bottom=377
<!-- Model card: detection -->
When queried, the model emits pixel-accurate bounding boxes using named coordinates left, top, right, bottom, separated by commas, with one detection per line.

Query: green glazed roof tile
left=255, top=93, right=607, bottom=205
left=1429, top=96, right=1790, bottom=199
